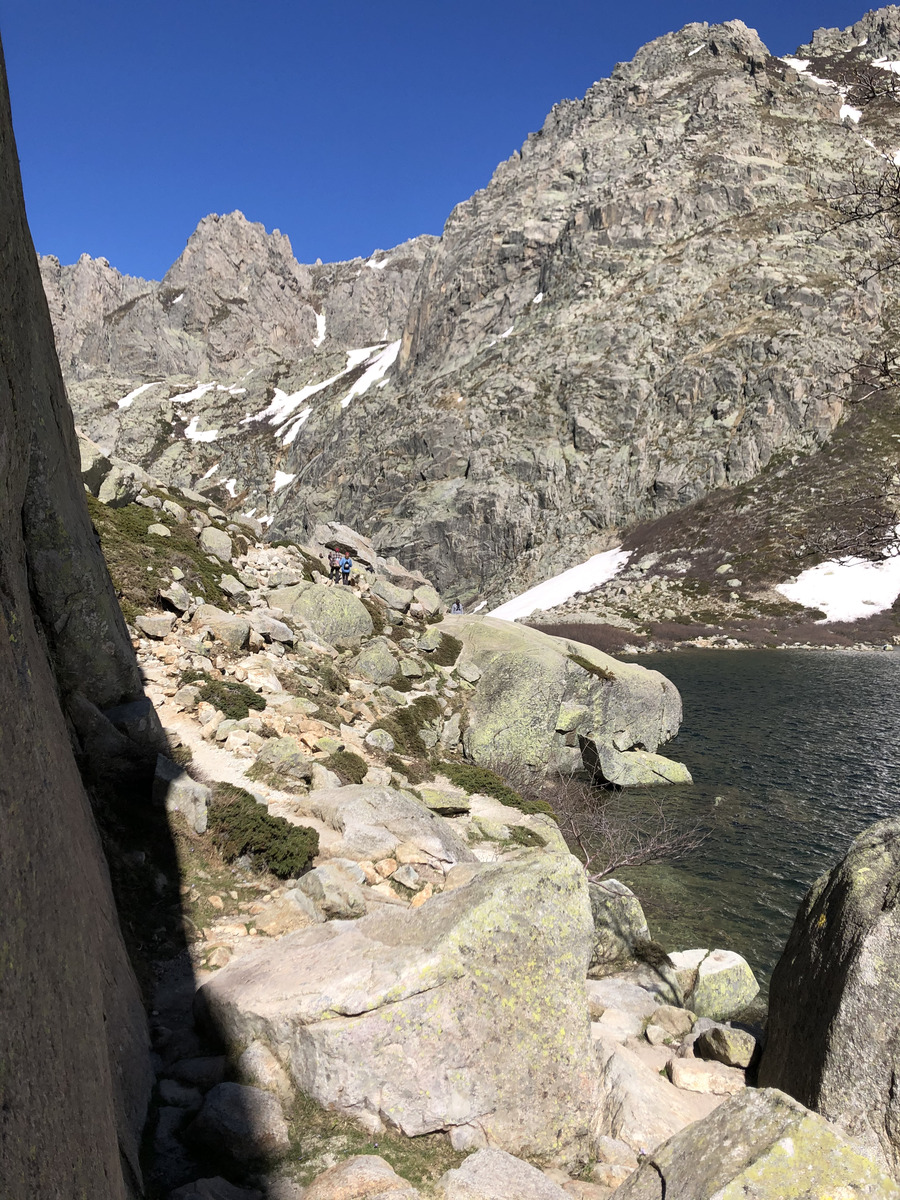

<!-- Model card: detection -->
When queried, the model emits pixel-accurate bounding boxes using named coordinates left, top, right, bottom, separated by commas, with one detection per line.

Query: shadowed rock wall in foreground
left=0, top=35, right=152, bottom=1200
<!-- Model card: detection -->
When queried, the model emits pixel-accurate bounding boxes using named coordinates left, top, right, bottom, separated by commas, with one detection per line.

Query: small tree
left=485, top=755, right=709, bottom=882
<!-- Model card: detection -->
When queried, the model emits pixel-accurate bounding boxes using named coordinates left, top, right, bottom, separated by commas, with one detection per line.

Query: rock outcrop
left=614, top=1087, right=900, bottom=1198
left=448, top=615, right=689, bottom=784
left=759, top=815, right=900, bottom=1176
left=0, top=34, right=152, bottom=1199
left=197, top=854, right=599, bottom=1164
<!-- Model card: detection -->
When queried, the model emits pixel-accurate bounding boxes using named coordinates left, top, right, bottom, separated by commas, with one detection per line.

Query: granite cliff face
left=41, top=8, right=900, bottom=602
left=0, top=35, right=153, bottom=1199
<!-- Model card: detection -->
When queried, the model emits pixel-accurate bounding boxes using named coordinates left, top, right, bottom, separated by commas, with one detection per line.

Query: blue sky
left=2, top=0, right=865, bottom=278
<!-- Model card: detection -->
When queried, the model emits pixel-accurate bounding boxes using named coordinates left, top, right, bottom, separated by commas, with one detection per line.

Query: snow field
left=490, top=547, right=631, bottom=621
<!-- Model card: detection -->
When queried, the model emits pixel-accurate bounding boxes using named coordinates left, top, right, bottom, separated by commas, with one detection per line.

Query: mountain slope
left=42, top=8, right=900, bottom=605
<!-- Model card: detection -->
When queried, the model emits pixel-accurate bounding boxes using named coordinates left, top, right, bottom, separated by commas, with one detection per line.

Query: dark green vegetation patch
left=430, top=633, right=463, bottom=667
left=323, top=750, right=369, bottom=785
left=210, top=783, right=318, bottom=877
left=181, top=669, right=266, bottom=720
left=385, top=754, right=429, bottom=784
left=87, top=495, right=227, bottom=623
left=437, top=761, right=556, bottom=819
left=568, top=652, right=614, bottom=682
left=371, top=696, right=442, bottom=757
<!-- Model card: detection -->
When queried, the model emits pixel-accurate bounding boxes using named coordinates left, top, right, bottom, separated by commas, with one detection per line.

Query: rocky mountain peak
left=40, top=6, right=900, bottom=606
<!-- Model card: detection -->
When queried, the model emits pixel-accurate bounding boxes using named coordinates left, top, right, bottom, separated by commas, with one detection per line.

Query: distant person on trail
left=450, top=601, right=463, bottom=614
left=340, top=551, right=353, bottom=585
left=328, top=548, right=341, bottom=584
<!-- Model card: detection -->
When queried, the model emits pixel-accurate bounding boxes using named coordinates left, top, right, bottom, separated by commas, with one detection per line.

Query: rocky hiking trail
left=71, top=442, right=900, bottom=1199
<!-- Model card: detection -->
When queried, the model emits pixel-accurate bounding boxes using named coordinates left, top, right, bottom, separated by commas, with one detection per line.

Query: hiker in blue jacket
left=340, top=551, right=353, bottom=585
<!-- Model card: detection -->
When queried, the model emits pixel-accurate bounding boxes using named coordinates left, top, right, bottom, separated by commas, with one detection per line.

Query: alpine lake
left=582, top=647, right=900, bottom=997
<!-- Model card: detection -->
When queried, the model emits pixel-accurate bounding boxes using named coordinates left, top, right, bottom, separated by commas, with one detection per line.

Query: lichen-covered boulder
left=192, top=604, right=250, bottom=651
left=669, top=949, right=759, bottom=1021
left=370, top=577, right=414, bottom=612
left=196, top=854, right=600, bottom=1165
left=199, top=525, right=233, bottom=562
left=269, top=582, right=373, bottom=647
left=588, top=880, right=651, bottom=976
left=252, top=737, right=314, bottom=786
left=305, top=1155, right=420, bottom=1200
left=759, top=816, right=900, bottom=1176
left=352, top=636, right=398, bottom=684
left=436, top=1148, right=569, bottom=1199
left=305, top=784, right=476, bottom=867
left=446, top=616, right=689, bottom=785
left=613, top=1087, right=899, bottom=1199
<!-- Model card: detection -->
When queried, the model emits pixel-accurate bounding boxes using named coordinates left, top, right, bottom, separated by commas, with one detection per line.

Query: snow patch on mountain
left=273, top=471, right=296, bottom=492
left=339, top=340, right=401, bottom=409
left=184, top=416, right=219, bottom=442
left=118, top=381, right=162, bottom=409
left=777, top=553, right=900, bottom=622
left=490, top=547, right=632, bottom=621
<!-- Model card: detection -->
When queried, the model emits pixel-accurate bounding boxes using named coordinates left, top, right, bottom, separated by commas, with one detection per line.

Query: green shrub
left=509, top=824, right=546, bottom=848
left=209, top=783, right=318, bottom=877
left=568, top=653, right=614, bottom=682
left=385, top=754, right=430, bottom=784
left=361, top=595, right=388, bottom=635
left=371, top=696, right=443, bottom=757
left=387, top=672, right=413, bottom=693
left=320, top=662, right=349, bottom=695
left=323, top=750, right=368, bottom=784
left=86, top=496, right=227, bottom=623
left=180, top=670, right=266, bottom=720
left=437, top=761, right=556, bottom=819
left=431, top=633, right=463, bottom=667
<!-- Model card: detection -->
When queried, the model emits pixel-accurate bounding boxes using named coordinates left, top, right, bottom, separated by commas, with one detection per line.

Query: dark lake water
left=608, top=649, right=900, bottom=994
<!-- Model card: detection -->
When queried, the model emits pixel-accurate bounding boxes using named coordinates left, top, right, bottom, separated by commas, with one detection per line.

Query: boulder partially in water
left=445, top=615, right=689, bottom=786
left=759, top=815, right=900, bottom=1176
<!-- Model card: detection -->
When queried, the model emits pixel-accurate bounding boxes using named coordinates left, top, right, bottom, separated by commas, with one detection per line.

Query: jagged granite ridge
left=40, top=8, right=900, bottom=603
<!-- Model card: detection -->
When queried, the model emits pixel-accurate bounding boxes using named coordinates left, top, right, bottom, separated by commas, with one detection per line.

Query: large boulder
left=613, top=1087, right=899, bottom=1198
left=759, top=816, right=900, bottom=1176
left=588, top=880, right=651, bottom=976
left=192, top=604, right=250, bottom=651
left=669, top=949, right=759, bottom=1021
left=352, top=636, right=398, bottom=684
left=313, top=521, right=379, bottom=570
left=269, top=581, right=373, bottom=647
left=305, top=784, right=476, bottom=868
left=370, top=577, right=414, bottom=612
left=445, top=616, right=689, bottom=786
left=199, top=525, right=233, bottom=562
left=196, top=854, right=600, bottom=1164
left=304, top=1155, right=419, bottom=1200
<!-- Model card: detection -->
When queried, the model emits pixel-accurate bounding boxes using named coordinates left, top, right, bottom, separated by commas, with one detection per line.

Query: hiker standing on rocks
left=450, top=600, right=463, bottom=614
left=328, top=548, right=341, bottom=584
left=340, top=550, right=353, bottom=585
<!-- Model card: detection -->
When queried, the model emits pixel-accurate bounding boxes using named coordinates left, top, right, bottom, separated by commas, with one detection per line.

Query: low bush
left=180, top=670, right=266, bottom=720
left=387, top=672, right=413, bottom=693
left=437, top=760, right=556, bottom=819
left=209, top=783, right=318, bottom=877
left=371, top=696, right=442, bottom=757
left=323, top=750, right=368, bottom=784
left=86, top=495, right=227, bottom=623
left=431, top=633, right=463, bottom=667
left=568, top=652, right=614, bottom=682
left=385, top=754, right=430, bottom=784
